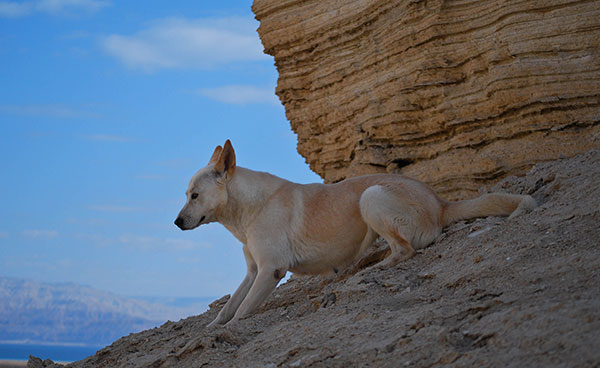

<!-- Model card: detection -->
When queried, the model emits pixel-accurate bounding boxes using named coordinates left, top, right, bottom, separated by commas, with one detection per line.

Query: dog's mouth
left=195, top=215, right=206, bottom=227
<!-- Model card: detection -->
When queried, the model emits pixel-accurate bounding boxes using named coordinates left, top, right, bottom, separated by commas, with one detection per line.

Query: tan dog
left=175, top=140, right=536, bottom=326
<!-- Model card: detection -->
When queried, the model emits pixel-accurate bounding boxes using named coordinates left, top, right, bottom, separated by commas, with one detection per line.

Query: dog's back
left=259, top=174, right=447, bottom=274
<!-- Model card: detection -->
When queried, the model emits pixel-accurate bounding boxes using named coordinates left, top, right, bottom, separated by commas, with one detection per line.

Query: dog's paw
left=508, top=195, right=537, bottom=220
left=223, top=318, right=239, bottom=328
left=206, top=319, right=224, bottom=328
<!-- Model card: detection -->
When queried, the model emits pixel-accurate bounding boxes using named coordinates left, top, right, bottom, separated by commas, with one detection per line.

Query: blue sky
left=0, top=0, right=320, bottom=299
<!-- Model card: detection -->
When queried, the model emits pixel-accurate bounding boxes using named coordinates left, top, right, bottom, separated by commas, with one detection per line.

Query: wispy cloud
left=118, top=234, right=211, bottom=252
left=80, top=134, right=132, bottom=143
left=155, top=157, right=195, bottom=171
left=88, top=204, right=146, bottom=213
left=0, top=104, right=100, bottom=119
left=176, top=256, right=201, bottom=265
left=73, top=232, right=112, bottom=247
left=0, top=1, right=29, bottom=16
left=59, top=30, right=93, bottom=40
left=75, top=232, right=210, bottom=252
left=135, top=174, right=167, bottom=181
left=101, top=17, right=269, bottom=72
left=0, top=0, right=109, bottom=17
left=22, top=229, right=59, bottom=239
left=163, top=238, right=211, bottom=251
left=197, top=85, right=279, bottom=105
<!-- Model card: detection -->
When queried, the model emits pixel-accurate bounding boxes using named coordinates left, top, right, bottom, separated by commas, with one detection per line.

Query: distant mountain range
left=0, top=277, right=215, bottom=346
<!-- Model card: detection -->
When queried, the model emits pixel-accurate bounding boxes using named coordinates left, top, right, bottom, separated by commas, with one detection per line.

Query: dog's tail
left=442, top=193, right=536, bottom=227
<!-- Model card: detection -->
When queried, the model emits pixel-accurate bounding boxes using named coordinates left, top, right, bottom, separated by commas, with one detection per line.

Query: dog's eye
left=191, top=193, right=199, bottom=200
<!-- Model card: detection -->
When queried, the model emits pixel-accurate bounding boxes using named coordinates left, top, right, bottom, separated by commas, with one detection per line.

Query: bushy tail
left=442, top=193, right=536, bottom=227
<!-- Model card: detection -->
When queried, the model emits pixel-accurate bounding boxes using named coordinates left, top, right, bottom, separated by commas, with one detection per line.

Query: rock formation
left=253, top=0, right=600, bottom=199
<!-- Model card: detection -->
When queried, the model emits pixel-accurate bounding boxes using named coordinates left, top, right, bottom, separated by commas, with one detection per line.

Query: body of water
left=0, top=343, right=103, bottom=363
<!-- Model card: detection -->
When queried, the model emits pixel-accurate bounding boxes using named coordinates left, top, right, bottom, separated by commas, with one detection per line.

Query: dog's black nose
left=174, top=217, right=185, bottom=229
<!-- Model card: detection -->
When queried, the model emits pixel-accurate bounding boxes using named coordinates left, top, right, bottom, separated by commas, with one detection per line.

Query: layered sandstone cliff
left=253, top=0, right=600, bottom=199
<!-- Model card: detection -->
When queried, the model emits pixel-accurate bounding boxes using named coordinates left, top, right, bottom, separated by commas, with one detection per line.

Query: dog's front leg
left=208, top=246, right=257, bottom=326
left=226, top=265, right=284, bottom=325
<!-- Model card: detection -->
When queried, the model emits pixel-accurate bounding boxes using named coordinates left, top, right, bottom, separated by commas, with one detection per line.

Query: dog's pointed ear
left=208, top=145, right=223, bottom=165
left=214, top=139, right=236, bottom=177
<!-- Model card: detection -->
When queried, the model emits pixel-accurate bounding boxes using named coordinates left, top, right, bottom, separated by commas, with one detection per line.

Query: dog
left=175, top=140, right=536, bottom=326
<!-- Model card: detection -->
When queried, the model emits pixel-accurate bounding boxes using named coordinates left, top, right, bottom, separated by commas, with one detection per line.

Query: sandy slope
left=30, top=149, right=600, bottom=368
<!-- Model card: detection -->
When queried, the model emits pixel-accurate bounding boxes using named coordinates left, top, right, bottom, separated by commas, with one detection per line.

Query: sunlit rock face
left=253, top=0, right=600, bottom=199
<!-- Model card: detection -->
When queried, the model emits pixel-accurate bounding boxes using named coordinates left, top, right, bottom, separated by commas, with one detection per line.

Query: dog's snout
left=174, top=217, right=185, bottom=229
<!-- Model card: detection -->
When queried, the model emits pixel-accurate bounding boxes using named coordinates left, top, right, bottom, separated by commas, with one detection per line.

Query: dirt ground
left=30, top=149, right=600, bottom=368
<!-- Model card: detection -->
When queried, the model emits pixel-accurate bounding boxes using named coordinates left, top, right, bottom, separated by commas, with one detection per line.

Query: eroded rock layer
left=253, top=0, right=600, bottom=199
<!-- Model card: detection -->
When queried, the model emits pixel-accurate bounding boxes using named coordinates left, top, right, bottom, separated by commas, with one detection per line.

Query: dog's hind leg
left=208, top=245, right=257, bottom=326
left=374, top=228, right=415, bottom=268
left=359, top=185, right=429, bottom=268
